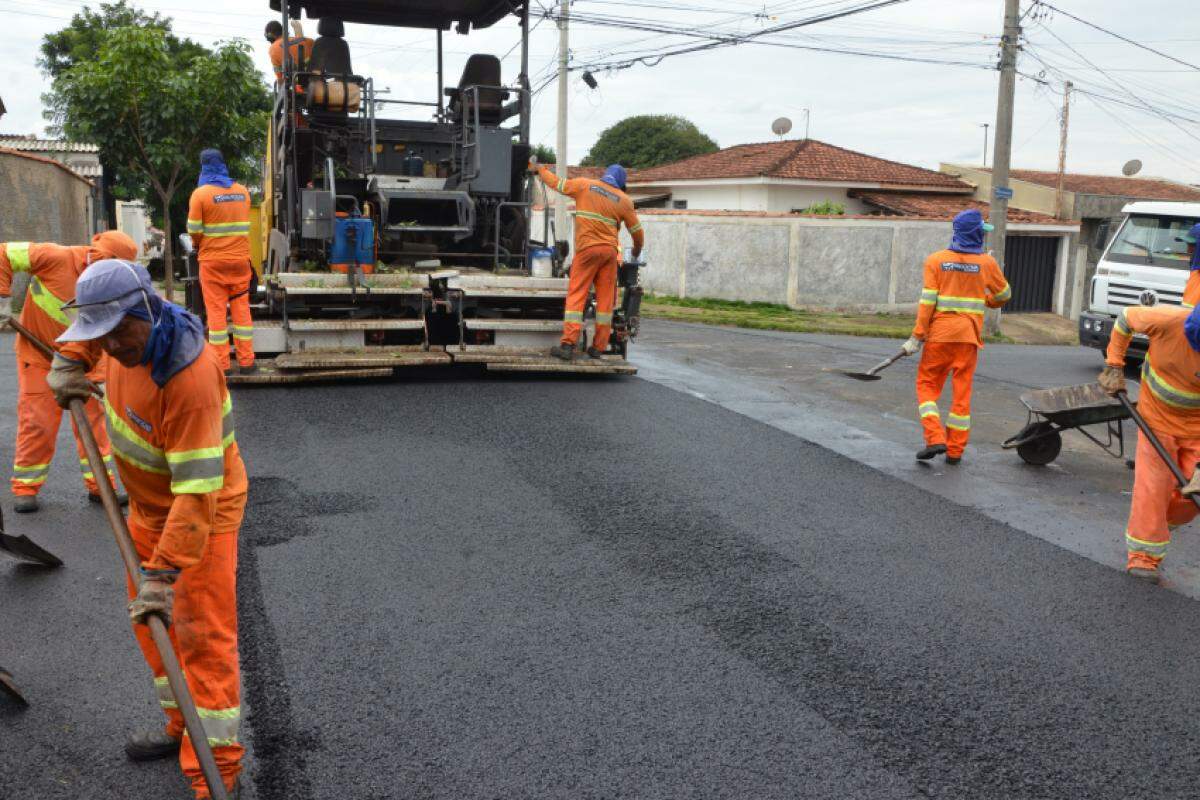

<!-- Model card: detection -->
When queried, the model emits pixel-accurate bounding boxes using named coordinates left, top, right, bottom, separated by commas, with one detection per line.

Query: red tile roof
left=853, top=191, right=1075, bottom=226
left=628, top=139, right=971, bottom=190
left=542, top=164, right=605, bottom=180
left=1007, top=169, right=1200, bottom=201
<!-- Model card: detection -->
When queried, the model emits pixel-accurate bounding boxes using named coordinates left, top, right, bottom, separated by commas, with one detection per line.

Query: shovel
left=832, top=350, right=908, bottom=382
left=0, top=665, right=27, bottom=708
left=1116, top=391, right=1200, bottom=509
left=0, top=505, right=62, bottom=568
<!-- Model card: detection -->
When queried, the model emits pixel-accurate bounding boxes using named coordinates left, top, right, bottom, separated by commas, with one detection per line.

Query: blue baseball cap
left=57, top=259, right=155, bottom=342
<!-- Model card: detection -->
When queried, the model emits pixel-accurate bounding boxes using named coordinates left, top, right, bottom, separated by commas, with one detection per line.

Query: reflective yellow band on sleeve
left=629, top=223, right=643, bottom=233
left=186, top=220, right=203, bottom=233
left=993, top=284, right=1012, bottom=302
left=6, top=242, right=31, bottom=272
left=166, top=446, right=226, bottom=494
left=28, top=277, right=72, bottom=327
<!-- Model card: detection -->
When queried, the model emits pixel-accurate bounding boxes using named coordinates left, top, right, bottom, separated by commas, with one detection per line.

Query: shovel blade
left=836, top=370, right=883, bottom=382
left=0, top=666, right=28, bottom=708
left=0, top=532, right=63, bottom=568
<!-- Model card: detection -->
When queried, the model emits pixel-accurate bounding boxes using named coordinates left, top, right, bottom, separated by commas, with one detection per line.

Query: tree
left=581, top=115, right=718, bottom=170
left=50, top=26, right=269, bottom=298
left=40, top=2, right=211, bottom=227
left=531, top=143, right=556, bottom=165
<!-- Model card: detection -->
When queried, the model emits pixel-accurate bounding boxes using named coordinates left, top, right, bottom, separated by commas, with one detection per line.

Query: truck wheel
left=1016, top=424, right=1062, bottom=466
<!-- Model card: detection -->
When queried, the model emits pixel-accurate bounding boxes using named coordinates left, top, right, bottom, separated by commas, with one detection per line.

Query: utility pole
left=980, top=123, right=989, bottom=167
left=986, top=0, right=1021, bottom=336
left=1054, top=81, right=1072, bottom=219
left=554, top=0, right=570, bottom=242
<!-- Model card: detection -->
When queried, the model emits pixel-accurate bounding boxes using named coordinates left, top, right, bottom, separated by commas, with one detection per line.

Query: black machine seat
left=309, top=17, right=352, bottom=75
left=447, top=54, right=507, bottom=125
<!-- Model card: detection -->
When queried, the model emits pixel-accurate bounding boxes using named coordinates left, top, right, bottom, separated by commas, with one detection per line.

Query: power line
left=1032, top=1, right=1200, bottom=72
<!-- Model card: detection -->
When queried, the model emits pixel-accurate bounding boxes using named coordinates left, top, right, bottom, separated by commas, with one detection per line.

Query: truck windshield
left=1106, top=214, right=1198, bottom=269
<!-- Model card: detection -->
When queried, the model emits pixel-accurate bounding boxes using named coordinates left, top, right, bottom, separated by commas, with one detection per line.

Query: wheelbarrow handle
left=1115, top=391, right=1200, bottom=509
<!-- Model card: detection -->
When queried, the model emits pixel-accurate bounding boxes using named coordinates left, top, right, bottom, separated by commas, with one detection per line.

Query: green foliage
left=798, top=200, right=846, bottom=216
left=49, top=24, right=270, bottom=293
left=38, top=1, right=204, bottom=80
left=581, top=115, right=718, bottom=170
left=531, top=144, right=556, bottom=164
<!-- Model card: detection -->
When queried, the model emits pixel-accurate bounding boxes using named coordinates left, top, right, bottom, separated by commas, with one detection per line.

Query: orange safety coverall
left=269, top=35, right=313, bottom=82
left=188, top=183, right=255, bottom=371
left=912, top=249, right=1011, bottom=458
left=61, top=337, right=248, bottom=799
left=1106, top=305, right=1200, bottom=572
left=1182, top=270, right=1200, bottom=310
left=537, top=166, right=644, bottom=351
left=0, top=233, right=135, bottom=497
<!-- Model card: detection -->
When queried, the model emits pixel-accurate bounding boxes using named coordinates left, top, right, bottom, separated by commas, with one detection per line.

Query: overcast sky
left=0, top=0, right=1196, bottom=183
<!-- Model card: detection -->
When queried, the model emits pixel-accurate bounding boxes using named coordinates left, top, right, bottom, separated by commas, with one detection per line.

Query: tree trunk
left=159, top=193, right=174, bottom=301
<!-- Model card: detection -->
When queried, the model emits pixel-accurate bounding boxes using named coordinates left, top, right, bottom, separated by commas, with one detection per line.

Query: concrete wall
left=0, top=151, right=93, bottom=243
left=614, top=211, right=1081, bottom=316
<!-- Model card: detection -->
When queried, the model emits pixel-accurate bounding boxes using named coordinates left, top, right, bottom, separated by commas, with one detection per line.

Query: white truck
left=1078, top=201, right=1200, bottom=359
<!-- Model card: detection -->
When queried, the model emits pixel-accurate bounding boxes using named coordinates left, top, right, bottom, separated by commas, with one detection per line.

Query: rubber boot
left=916, top=444, right=947, bottom=461
left=549, top=344, right=575, bottom=362
left=13, top=495, right=38, bottom=514
left=124, top=729, right=182, bottom=762
left=88, top=491, right=129, bottom=507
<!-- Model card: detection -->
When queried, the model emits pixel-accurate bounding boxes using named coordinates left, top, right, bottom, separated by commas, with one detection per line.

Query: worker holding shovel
left=905, top=209, right=1011, bottom=464
left=1099, top=303, right=1200, bottom=584
left=48, top=259, right=247, bottom=799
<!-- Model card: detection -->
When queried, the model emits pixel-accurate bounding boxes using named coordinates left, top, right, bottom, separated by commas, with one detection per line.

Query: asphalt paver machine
left=242, top=0, right=641, bottom=383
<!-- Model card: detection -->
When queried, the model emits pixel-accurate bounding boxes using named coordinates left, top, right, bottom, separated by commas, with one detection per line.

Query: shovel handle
left=1116, top=391, right=1200, bottom=510
left=5, top=318, right=104, bottom=398
left=867, top=350, right=907, bottom=377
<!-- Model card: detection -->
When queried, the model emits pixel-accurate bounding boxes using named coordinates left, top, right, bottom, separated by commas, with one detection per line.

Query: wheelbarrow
left=1002, top=383, right=1133, bottom=466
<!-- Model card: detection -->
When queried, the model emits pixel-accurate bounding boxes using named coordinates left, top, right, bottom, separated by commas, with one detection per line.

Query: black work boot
left=549, top=344, right=575, bottom=361
left=124, top=729, right=182, bottom=762
left=13, top=495, right=38, bottom=514
left=586, top=347, right=604, bottom=360
left=239, top=362, right=259, bottom=376
left=916, top=444, right=947, bottom=461
left=88, top=490, right=129, bottom=507
left=945, top=454, right=963, bottom=466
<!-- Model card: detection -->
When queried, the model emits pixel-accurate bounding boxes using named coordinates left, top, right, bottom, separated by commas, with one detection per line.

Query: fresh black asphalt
left=2, top=352, right=1199, bottom=798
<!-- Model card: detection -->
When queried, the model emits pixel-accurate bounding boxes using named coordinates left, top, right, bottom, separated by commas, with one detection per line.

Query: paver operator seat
left=448, top=54, right=507, bottom=125
left=307, top=17, right=360, bottom=113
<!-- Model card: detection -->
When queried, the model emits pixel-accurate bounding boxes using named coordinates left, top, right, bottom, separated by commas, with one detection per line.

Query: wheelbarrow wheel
left=1016, top=423, right=1062, bottom=466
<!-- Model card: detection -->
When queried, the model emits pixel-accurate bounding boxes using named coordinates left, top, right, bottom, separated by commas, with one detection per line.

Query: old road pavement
left=3, top=322, right=1199, bottom=800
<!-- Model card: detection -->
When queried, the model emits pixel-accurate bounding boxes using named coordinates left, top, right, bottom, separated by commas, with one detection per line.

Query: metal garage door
left=1003, top=236, right=1058, bottom=313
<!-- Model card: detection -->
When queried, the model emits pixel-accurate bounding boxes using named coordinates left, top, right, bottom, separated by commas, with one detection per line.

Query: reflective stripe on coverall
left=911, top=248, right=1011, bottom=458
left=1107, top=305, right=1200, bottom=570
left=1, top=237, right=134, bottom=496
left=60, top=337, right=248, bottom=798
left=188, top=184, right=255, bottom=370
left=536, top=166, right=643, bottom=351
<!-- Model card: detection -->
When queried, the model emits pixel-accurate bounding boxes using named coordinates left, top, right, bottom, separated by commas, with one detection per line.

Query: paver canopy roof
left=269, top=0, right=524, bottom=29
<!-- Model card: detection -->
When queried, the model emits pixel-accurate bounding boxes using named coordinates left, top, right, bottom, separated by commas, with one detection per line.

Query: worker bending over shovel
left=533, top=161, right=644, bottom=360
left=1099, top=304, right=1200, bottom=584
left=904, top=209, right=1011, bottom=464
left=49, top=259, right=247, bottom=799
left=0, top=231, right=137, bottom=513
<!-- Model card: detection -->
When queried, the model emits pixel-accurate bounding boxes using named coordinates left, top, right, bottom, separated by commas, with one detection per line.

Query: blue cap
left=57, top=260, right=155, bottom=342
left=1183, top=222, right=1200, bottom=244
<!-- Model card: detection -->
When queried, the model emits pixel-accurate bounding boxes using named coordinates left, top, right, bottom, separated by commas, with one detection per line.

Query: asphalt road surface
left=3, top=326, right=1200, bottom=799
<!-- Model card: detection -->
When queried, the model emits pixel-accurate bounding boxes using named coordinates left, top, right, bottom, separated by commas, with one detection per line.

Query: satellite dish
left=1122, top=159, right=1143, bottom=177
left=771, top=117, right=793, bottom=137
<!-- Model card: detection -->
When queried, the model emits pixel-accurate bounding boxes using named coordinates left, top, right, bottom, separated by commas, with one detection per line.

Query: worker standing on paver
left=265, top=19, right=313, bottom=83
left=0, top=231, right=137, bottom=513
left=905, top=209, right=1011, bottom=464
left=1180, top=222, right=1200, bottom=310
left=49, top=259, right=247, bottom=798
left=1099, top=303, right=1200, bottom=583
left=533, top=161, right=644, bottom=360
left=187, top=149, right=256, bottom=375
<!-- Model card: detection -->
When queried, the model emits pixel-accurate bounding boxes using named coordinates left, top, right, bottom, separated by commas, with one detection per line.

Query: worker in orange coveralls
left=0, top=231, right=137, bottom=513
left=905, top=209, right=1011, bottom=465
left=49, top=259, right=247, bottom=798
left=187, top=148, right=256, bottom=375
left=1180, top=222, right=1200, bottom=310
left=265, top=19, right=312, bottom=83
left=1099, top=302, right=1200, bottom=584
left=534, top=162, right=644, bottom=361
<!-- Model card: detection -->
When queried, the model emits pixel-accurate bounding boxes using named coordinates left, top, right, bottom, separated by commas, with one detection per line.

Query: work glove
left=129, top=576, right=176, bottom=627
left=1182, top=466, right=1200, bottom=498
left=46, top=353, right=93, bottom=409
left=901, top=336, right=923, bottom=356
left=527, top=159, right=539, bottom=174
left=1098, top=365, right=1126, bottom=396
